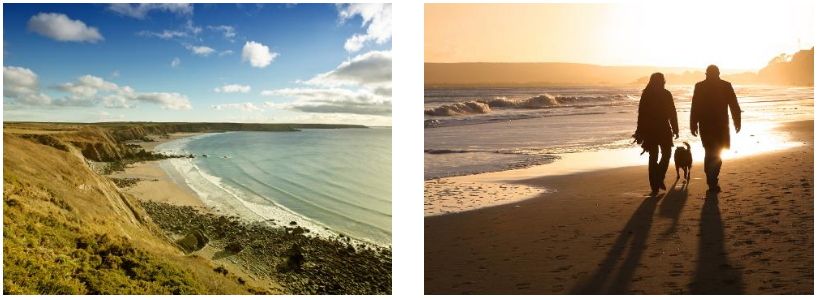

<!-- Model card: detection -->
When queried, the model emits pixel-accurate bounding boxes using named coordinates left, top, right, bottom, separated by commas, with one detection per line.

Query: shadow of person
left=571, top=194, right=661, bottom=294
left=689, top=192, right=745, bottom=294
left=659, top=178, right=688, bottom=237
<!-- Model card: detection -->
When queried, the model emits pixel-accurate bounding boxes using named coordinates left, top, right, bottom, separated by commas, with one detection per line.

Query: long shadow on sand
left=571, top=192, right=662, bottom=294
left=659, top=179, right=688, bottom=236
left=689, top=192, right=744, bottom=294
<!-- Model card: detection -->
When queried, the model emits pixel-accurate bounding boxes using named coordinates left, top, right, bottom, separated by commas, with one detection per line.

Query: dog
left=674, top=142, right=692, bottom=181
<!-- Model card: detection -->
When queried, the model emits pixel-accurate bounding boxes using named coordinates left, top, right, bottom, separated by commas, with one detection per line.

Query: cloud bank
left=262, top=50, right=392, bottom=116
left=3, top=66, right=191, bottom=110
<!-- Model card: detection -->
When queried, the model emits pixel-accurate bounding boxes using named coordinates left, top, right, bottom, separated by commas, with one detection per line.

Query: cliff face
left=3, top=133, right=148, bottom=228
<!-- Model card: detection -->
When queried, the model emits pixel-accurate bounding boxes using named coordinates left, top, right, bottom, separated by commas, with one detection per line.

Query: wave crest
left=424, top=93, right=634, bottom=116
left=424, top=101, right=491, bottom=116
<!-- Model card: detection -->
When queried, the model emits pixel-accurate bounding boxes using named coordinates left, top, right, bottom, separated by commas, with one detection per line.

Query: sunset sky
left=425, top=3, right=813, bottom=70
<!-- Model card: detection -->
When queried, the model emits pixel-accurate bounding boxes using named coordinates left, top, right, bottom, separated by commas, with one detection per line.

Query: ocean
left=424, top=86, right=814, bottom=179
left=155, top=128, right=392, bottom=246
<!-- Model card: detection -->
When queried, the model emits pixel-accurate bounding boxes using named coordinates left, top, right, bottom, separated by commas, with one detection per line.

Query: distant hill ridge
left=426, top=48, right=813, bottom=87
left=3, top=122, right=368, bottom=162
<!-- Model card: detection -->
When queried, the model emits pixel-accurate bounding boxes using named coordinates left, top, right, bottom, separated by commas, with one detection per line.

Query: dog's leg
left=676, top=165, right=680, bottom=178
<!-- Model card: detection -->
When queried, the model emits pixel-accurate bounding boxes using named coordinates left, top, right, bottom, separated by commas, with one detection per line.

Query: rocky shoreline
left=139, top=201, right=392, bottom=295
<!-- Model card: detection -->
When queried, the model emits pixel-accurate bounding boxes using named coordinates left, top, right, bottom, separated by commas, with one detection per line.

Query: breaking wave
left=424, top=94, right=634, bottom=116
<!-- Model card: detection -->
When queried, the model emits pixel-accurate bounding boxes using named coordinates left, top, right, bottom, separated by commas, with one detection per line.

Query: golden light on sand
left=425, top=3, right=813, bottom=70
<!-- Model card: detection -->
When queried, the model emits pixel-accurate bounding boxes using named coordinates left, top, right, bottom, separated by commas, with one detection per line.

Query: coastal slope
left=3, top=133, right=259, bottom=294
left=3, top=122, right=389, bottom=295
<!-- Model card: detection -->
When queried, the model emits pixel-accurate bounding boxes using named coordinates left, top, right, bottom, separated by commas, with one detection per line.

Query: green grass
left=3, top=173, right=210, bottom=295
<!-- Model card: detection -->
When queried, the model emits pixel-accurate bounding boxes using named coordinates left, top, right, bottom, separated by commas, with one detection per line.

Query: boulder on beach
left=279, top=244, right=305, bottom=272
left=225, top=241, right=244, bottom=253
left=288, top=226, right=305, bottom=235
left=177, top=230, right=209, bottom=253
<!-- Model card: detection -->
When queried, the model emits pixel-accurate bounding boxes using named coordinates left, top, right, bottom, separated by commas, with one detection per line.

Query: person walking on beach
left=634, top=73, right=679, bottom=195
left=690, top=65, right=741, bottom=193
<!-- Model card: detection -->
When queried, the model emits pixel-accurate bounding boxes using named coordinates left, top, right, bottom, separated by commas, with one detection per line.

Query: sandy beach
left=424, top=120, right=813, bottom=294
left=109, top=133, right=205, bottom=207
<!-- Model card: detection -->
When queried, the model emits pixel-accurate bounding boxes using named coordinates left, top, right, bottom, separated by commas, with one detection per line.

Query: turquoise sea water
left=156, top=128, right=391, bottom=245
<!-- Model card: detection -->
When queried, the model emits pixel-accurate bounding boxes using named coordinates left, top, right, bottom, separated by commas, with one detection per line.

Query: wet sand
left=424, top=120, right=813, bottom=294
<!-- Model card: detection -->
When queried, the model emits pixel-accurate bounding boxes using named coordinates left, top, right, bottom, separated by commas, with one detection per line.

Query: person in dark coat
left=635, top=72, right=679, bottom=195
left=690, top=65, right=741, bottom=192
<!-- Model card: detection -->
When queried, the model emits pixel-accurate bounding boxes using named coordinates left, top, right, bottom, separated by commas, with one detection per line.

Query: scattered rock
left=139, top=200, right=391, bottom=294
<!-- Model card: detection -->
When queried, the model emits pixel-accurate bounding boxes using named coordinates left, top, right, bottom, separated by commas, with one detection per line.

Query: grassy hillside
left=2, top=132, right=268, bottom=294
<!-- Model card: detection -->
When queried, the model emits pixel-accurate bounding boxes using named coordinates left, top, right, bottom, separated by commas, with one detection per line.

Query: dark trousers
left=647, top=143, right=671, bottom=190
left=703, top=146, right=723, bottom=188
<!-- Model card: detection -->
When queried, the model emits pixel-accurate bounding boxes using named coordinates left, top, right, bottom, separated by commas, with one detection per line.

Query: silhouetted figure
left=690, top=65, right=741, bottom=192
left=635, top=73, right=679, bottom=195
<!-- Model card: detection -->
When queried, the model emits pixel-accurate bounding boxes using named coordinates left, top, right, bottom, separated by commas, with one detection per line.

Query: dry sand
left=424, top=120, right=813, bottom=294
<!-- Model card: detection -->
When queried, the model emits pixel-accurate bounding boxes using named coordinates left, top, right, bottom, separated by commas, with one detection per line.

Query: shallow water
left=156, top=128, right=392, bottom=245
left=425, top=85, right=814, bottom=179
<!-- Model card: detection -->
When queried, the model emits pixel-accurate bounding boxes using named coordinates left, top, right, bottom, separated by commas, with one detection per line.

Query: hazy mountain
left=424, top=63, right=707, bottom=87
left=631, top=48, right=813, bottom=86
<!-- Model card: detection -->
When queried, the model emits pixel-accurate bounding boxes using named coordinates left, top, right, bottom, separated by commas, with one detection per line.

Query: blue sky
left=3, top=3, right=392, bottom=125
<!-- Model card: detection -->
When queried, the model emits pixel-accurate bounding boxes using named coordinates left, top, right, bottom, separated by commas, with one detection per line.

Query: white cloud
left=3, top=66, right=52, bottom=105
left=214, top=84, right=250, bottom=93
left=108, top=3, right=193, bottom=19
left=261, top=87, right=391, bottom=115
left=187, top=45, right=215, bottom=56
left=211, top=102, right=261, bottom=112
left=171, top=57, right=181, bottom=68
left=219, top=50, right=234, bottom=57
left=138, top=20, right=201, bottom=42
left=242, top=41, right=278, bottom=68
left=306, top=50, right=391, bottom=87
left=112, top=70, right=120, bottom=78
left=27, top=13, right=104, bottom=43
left=138, top=29, right=187, bottom=40
left=337, top=4, right=392, bottom=52
left=208, top=25, right=236, bottom=41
